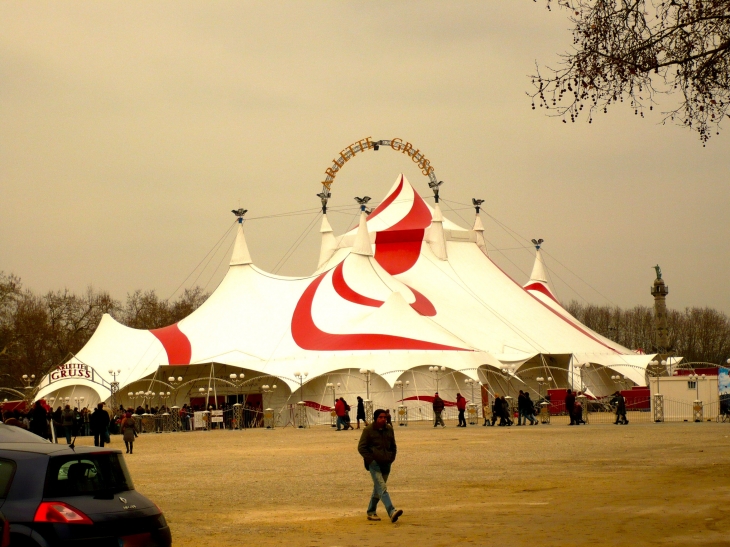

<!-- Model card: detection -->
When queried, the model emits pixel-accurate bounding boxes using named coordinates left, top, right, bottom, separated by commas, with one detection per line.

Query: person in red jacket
left=456, top=393, right=467, bottom=427
left=335, top=398, right=346, bottom=431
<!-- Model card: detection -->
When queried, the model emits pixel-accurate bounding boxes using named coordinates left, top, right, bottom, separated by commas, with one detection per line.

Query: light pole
left=108, top=369, right=122, bottom=417
left=360, top=368, right=375, bottom=424
left=326, top=382, right=340, bottom=427
left=428, top=366, right=446, bottom=392
left=228, top=373, right=246, bottom=430
left=293, top=371, right=309, bottom=428
left=261, top=384, right=277, bottom=429
left=611, top=375, right=627, bottom=391
left=394, top=380, right=409, bottom=427
left=536, top=376, right=552, bottom=400
left=688, top=373, right=706, bottom=422
left=465, top=379, right=478, bottom=425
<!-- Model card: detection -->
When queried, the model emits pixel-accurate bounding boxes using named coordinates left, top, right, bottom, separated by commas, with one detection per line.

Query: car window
left=0, top=459, right=16, bottom=498
left=45, top=453, right=134, bottom=498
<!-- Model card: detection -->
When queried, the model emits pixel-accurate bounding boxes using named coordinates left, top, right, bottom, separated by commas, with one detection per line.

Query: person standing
left=335, top=397, right=346, bottom=431
left=356, top=396, right=367, bottom=429
left=432, top=393, right=445, bottom=428
left=61, top=405, right=74, bottom=444
left=120, top=411, right=137, bottom=453
left=524, top=392, right=537, bottom=425
left=517, top=390, right=526, bottom=426
left=357, top=408, right=403, bottom=523
left=565, top=389, right=576, bottom=425
left=456, top=393, right=467, bottom=427
left=30, top=401, right=49, bottom=439
left=490, top=394, right=501, bottom=426
left=341, top=398, right=354, bottom=430
left=90, top=403, right=110, bottom=447
left=611, top=391, right=628, bottom=425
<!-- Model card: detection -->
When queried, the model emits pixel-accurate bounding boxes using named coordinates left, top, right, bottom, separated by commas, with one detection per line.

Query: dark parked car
left=0, top=424, right=171, bottom=546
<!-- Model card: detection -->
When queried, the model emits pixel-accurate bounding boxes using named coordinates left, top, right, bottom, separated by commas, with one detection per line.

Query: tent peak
left=230, top=223, right=253, bottom=266
left=352, top=211, right=373, bottom=256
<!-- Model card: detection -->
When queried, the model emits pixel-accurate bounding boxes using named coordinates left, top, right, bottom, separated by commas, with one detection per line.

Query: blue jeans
left=367, top=461, right=394, bottom=517
left=336, top=416, right=345, bottom=430
left=63, top=425, right=72, bottom=444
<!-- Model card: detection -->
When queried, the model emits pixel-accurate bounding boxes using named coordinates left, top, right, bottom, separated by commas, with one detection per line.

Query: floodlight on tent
left=472, top=198, right=485, bottom=213
left=428, top=180, right=444, bottom=203
left=272, top=385, right=277, bottom=389
left=231, top=208, right=248, bottom=224
left=177, top=377, right=183, bottom=382
left=198, top=388, right=205, bottom=393
left=661, top=360, right=667, bottom=366
left=354, top=196, right=371, bottom=212
left=230, top=373, right=237, bottom=379
left=128, top=392, right=133, bottom=397
left=530, top=238, right=544, bottom=250
left=168, top=377, right=175, bottom=382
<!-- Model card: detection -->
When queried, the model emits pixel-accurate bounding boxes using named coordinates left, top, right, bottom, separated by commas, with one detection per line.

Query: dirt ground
left=76, top=420, right=730, bottom=547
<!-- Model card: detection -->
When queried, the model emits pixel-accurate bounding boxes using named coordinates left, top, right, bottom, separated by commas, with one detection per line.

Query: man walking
left=565, top=389, right=576, bottom=425
left=432, top=392, right=445, bottom=427
left=611, top=391, right=628, bottom=425
left=517, top=390, right=526, bottom=426
left=90, top=403, right=110, bottom=447
left=357, top=409, right=403, bottom=523
left=456, top=393, right=467, bottom=427
left=335, top=397, right=346, bottom=431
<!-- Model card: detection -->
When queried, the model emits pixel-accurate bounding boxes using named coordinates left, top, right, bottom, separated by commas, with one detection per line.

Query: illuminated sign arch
left=320, top=137, right=439, bottom=192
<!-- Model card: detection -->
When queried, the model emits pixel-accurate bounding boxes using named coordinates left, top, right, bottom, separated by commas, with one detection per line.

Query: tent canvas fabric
left=35, top=174, right=655, bottom=408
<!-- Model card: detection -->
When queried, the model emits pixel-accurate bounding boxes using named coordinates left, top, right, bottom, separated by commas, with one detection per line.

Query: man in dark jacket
left=432, top=393, right=445, bottom=427
left=90, top=403, right=110, bottom=447
left=611, top=391, right=628, bottom=425
left=456, top=393, right=467, bottom=427
left=30, top=401, right=49, bottom=439
left=565, top=389, right=576, bottom=425
left=357, top=409, right=403, bottom=523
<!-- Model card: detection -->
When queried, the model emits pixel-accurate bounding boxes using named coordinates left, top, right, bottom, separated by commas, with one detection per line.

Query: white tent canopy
left=37, top=174, right=655, bottom=408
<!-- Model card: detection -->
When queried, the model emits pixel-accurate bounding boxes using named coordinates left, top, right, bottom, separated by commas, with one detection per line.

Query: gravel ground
left=75, top=420, right=730, bottom=547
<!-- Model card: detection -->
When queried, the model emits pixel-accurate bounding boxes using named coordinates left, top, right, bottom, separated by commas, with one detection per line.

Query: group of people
left=0, top=401, right=119, bottom=443
left=564, top=389, right=586, bottom=426
left=335, top=396, right=374, bottom=430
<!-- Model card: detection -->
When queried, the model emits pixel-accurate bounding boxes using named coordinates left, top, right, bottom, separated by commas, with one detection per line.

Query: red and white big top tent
left=36, top=174, right=655, bottom=418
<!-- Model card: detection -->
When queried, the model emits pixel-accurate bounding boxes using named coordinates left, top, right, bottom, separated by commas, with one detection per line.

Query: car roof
left=0, top=423, right=49, bottom=443
left=0, top=442, right=123, bottom=456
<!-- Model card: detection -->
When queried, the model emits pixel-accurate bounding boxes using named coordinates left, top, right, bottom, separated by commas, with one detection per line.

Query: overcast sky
left=2, top=1, right=728, bottom=315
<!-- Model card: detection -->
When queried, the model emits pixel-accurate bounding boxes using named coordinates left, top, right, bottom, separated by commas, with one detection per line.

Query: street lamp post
left=108, top=369, right=122, bottom=418
left=326, top=382, right=339, bottom=427
left=359, top=368, right=375, bottom=424
left=261, top=384, right=277, bottom=429
left=167, top=376, right=184, bottom=431
left=464, top=379, right=478, bottom=425
left=689, top=373, right=706, bottom=422
left=428, top=366, right=446, bottom=393
left=293, top=371, right=309, bottom=428
left=394, top=380, right=409, bottom=426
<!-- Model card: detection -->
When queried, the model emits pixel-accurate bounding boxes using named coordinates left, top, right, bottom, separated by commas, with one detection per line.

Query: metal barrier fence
left=126, top=397, right=730, bottom=432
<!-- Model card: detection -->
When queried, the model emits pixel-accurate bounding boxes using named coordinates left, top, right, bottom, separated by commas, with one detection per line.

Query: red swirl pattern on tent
left=332, top=261, right=436, bottom=317
left=291, top=272, right=467, bottom=351
left=367, top=175, right=432, bottom=275
left=150, top=324, right=192, bottom=365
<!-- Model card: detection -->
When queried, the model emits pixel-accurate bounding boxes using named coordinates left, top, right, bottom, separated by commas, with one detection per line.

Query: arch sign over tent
left=320, top=137, right=439, bottom=190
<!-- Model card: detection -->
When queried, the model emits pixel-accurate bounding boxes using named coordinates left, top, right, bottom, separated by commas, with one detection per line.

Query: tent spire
left=427, top=202, right=448, bottom=260
left=471, top=199, right=488, bottom=256
left=230, top=208, right=253, bottom=266
left=528, top=239, right=547, bottom=283
left=317, top=214, right=338, bottom=268
left=352, top=196, right=373, bottom=256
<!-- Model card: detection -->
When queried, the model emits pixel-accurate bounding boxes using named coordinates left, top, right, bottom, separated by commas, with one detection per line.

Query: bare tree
left=531, top=0, right=730, bottom=143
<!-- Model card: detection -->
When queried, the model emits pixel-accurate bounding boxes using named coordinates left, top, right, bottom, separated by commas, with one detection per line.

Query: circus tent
left=35, top=174, right=655, bottom=415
